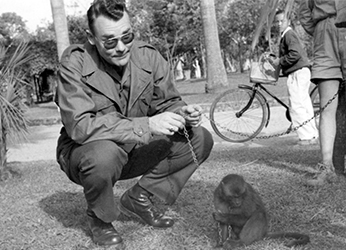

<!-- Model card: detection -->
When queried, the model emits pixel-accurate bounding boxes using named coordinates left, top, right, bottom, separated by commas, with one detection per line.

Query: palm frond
left=0, top=40, right=33, bottom=146
left=0, top=42, right=34, bottom=79
left=251, top=0, right=280, bottom=52
left=0, top=95, right=29, bottom=143
left=284, top=0, right=295, bottom=19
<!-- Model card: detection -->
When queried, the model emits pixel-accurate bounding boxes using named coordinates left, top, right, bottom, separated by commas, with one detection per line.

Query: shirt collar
left=281, top=26, right=291, bottom=38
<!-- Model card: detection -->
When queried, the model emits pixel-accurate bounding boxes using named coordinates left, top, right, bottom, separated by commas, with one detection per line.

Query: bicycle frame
left=238, top=82, right=291, bottom=127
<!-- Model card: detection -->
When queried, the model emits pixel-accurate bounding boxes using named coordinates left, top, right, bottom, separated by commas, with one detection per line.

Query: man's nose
left=116, top=40, right=127, bottom=52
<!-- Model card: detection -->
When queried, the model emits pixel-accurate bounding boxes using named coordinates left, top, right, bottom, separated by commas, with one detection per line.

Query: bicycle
left=209, top=79, right=320, bottom=143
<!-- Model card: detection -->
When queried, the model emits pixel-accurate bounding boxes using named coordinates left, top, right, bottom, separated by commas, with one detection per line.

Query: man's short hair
left=275, top=10, right=284, bottom=16
left=87, top=0, right=128, bottom=34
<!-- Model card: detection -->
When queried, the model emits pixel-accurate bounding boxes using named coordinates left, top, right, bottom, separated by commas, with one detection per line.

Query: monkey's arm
left=212, top=212, right=248, bottom=227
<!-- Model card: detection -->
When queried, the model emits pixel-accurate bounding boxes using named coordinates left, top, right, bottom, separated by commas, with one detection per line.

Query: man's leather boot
left=87, top=211, right=124, bottom=249
left=119, top=183, right=174, bottom=228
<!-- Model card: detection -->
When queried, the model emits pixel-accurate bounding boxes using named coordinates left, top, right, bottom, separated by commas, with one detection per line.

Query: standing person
left=55, top=0, right=214, bottom=248
left=274, top=10, right=318, bottom=145
left=299, top=0, right=345, bottom=186
left=175, top=56, right=184, bottom=80
left=192, top=58, right=201, bottom=79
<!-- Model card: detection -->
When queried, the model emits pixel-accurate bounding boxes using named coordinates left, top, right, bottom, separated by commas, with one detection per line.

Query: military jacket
left=55, top=40, right=186, bottom=158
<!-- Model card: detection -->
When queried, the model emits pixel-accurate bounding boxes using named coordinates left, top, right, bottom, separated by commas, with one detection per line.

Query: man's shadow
left=39, top=191, right=90, bottom=234
left=38, top=179, right=137, bottom=236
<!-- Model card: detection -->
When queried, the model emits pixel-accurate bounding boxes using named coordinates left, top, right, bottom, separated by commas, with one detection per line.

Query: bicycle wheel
left=310, top=85, right=320, bottom=115
left=209, top=87, right=268, bottom=143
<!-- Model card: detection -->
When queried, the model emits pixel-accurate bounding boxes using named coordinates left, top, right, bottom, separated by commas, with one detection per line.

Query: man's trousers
left=60, top=126, right=214, bottom=223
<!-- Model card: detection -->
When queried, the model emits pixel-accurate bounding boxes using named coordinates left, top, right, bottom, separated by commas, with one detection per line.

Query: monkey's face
left=221, top=181, right=246, bottom=208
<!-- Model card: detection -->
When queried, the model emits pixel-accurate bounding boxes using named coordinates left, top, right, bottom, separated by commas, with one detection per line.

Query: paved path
left=8, top=106, right=297, bottom=162
left=8, top=124, right=61, bottom=162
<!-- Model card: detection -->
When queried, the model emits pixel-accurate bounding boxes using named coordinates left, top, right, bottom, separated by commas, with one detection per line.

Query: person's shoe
left=119, top=183, right=174, bottom=228
left=296, top=137, right=319, bottom=146
left=87, top=213, right=124, bottom=249
left=304, top=164, right=321, bottom=174
left=305, top=163, right=337, bottom=187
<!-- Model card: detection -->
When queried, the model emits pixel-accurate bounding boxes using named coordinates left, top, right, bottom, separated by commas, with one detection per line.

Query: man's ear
left=86, top=30, right=96, bottom=45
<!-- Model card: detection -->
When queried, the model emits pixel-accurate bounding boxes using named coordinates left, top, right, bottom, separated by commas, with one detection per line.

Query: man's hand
left=179, top=104, right=203, bottom=128
left=148, top=105, right=203, bottom=136
left=149, top=112, right=186, bottom=136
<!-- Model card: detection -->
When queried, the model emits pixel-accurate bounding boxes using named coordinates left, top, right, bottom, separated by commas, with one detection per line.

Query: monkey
left=213, top=174, right=310, bottom=249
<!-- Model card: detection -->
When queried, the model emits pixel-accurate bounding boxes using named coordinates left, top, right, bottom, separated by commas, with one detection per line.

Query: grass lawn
left=2, top=144, right=346, bottom=250
left=3, top=72, right=346, bottom=250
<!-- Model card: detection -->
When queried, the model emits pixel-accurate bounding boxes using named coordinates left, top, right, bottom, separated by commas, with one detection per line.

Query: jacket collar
left=81, top=41, right=152, bottom=76
left=80, top=41, right=153, bottom=113
left=81, top=42, right=100, bottom=77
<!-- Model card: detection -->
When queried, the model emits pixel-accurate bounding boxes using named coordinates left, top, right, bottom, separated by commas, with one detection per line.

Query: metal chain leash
left=256, top=89, right=339, bottom=139
left=182, top=126, right=199, bottom=166
left=166, top=124, right=201, bottom=201
left=179, top=86, right=339, bottom=170
left=205, top=88, right=340, bottom=140
left=216, top=222, right=232, bottom=246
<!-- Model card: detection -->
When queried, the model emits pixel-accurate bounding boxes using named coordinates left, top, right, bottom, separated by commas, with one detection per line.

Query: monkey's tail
left=266, top=232, right=310, bottom=247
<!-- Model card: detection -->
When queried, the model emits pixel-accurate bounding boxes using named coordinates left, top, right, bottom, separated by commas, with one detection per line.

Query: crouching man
left=55, top=0, right=213, bottom=248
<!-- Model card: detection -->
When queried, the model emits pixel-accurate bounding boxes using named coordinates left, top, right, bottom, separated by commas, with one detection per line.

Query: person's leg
left=126, top=126, right=213, bottom=203
left=69, top=140, right=128, bottom=222
left=305, top=79, right=339, bottom=186
left=119, top=126, right=213, bottom=226
left=318, top=79, right=340, bottom=166
left=287, top=68, right=318, bottom=141
left=64, top=140, right=128, bottom=247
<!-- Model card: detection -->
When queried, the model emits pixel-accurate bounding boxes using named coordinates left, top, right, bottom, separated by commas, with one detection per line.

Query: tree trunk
left=0, top=117, right=4, bottom=166
left=50, top=0, right=70, bottom=60
left=200, top=0, right=228, bottom=93
left=0, top=115, right=7, bottom=178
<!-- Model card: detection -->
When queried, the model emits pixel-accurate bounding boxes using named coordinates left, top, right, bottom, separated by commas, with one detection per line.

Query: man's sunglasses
left=99, top=32, right=135, bottom=50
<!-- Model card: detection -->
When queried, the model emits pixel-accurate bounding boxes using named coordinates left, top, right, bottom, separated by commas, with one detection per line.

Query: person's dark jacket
left=279, top=27, right=310, bottom=76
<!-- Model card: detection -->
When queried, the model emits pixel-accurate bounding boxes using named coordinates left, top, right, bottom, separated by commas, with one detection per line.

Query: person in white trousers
left=275, top=10, right=318, bottom=145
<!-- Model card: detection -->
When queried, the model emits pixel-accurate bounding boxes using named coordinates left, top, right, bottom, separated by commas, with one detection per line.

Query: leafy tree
left=129, top=0, right=202, bottom=67
left=35, top=26, right=56, bottom=42
left=0, top=12, right=30, bottom=46
left=218, top=0, right=266, bottom=72
left=0, top=12, right=30, bottom=47
left=0, top=41, right=33, bottom=180
left=31, top=14, right=87, bottom=73
left=67, top=15, right=88, bottom=44
left=28, top=40, right=59, bottom=75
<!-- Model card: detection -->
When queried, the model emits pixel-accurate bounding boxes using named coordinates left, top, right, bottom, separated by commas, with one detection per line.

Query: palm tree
left=0, top=41, right=33, bottom=180
left=200, top=0, right=228, bottom=92
left=50, top=0, right=70, bottom=60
